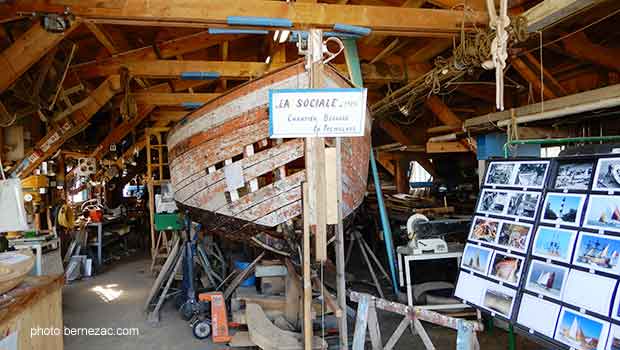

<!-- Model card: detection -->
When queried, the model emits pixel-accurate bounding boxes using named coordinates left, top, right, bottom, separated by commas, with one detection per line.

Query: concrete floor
left=62, top=256, right=542, bottom=350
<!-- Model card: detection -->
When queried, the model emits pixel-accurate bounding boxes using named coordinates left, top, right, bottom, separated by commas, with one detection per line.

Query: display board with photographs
left=457, top=155, right=620, bottom=350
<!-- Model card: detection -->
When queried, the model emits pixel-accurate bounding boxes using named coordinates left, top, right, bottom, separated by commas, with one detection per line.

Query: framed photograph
left=489, top=251, right=524, bottom=286
left=497, top=221, right=533, bottom=253
left=532, top=226, right=578, bottom=263
left=468, top=216, right=501, bottom=244
left=525, top=260, right=569, bottom=300
left=514, top=161, right=550, bottom=189
left=563, top=269, right=616, bottom=317
left=477, top=189, right=511, bottom=216
left=593, top=157, right=620, bottom=192
left=506, top=191, right=541, bottom=220
left=573, top=232, right=620, bottom=276
left=517, top=293, right=561, bottom=338
left=541, top=193, right=586, bottom=226
left=606, top=324, right=620, bottom=350
left=485, top=161, right=518, bottom=187
left=554, top=162, right=594, bottom=190
left=554, top=307, right=610, bottom=350
left=455, top=272, right=488, bottom=306
left=481, top=284, right=516, bottom=318
left=584, top=195, right=620, bottom=233
left=461, top=244, right=493, bottom=275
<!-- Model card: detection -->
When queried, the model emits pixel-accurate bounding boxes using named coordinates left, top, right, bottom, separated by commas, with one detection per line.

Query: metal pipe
left=503, top=135, right=620, bottom=157
left=369, top=149, right=399, bottom=293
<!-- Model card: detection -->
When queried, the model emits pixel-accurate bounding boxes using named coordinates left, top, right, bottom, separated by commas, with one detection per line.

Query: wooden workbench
left=0, top=274, right=64, bottom=350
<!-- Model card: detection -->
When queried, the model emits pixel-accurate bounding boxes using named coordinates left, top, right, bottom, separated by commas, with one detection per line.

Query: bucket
left=234, top=260, right=256, bottom=287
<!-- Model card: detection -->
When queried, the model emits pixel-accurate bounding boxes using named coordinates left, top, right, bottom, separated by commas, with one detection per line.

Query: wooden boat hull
left=168, top=61, right=370, bottom=240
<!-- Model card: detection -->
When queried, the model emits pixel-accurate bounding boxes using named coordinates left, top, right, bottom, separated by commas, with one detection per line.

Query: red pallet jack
left=191, top=291, right=232, bottom=343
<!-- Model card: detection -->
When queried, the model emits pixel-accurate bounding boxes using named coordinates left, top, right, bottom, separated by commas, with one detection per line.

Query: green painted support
left=503, top=135, right=620, bottom=158
left=343, top=39, right=363, bottom=88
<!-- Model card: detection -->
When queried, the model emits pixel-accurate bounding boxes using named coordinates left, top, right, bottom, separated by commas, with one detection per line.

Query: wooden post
left=334, top=137, right=349, bottom=349
left=304, top=28, right=328, bottom=263
left=302, top=183, right=313, bottom=350
left=148, top=178, right=156, bottom=256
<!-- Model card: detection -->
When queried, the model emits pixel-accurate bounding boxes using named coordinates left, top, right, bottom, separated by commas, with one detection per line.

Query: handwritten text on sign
left=268, top=88, right=367, bottom=138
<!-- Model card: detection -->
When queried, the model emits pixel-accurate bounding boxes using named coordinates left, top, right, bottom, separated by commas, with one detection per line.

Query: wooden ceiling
left=0, top=0, right=619, bottom=178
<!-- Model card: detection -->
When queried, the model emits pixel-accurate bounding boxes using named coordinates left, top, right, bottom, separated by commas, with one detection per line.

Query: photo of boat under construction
left=555, top=308, right=607, bottom=350
left=585, top=195, right=620, bottom=232
left=574, top=232, right=620, bottom=275
left=515, top=162, right=549, bottom=188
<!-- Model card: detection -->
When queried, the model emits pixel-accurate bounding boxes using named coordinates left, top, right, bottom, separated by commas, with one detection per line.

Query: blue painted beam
left=181, top=102, right=204, bottom=109
left=180, top=71, right=220, bottom=80
left=227, top=16, right=292, bottom=28
left=333, top=23, right=371, bottom=36
left=208, top=28, right=269, bottom=35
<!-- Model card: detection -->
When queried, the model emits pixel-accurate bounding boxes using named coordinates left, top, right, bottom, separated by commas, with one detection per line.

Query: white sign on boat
left=268, top=88, right=367, bottom=138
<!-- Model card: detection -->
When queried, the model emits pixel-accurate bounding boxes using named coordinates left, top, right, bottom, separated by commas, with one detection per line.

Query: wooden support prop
left=426, top=141, right=469, bottom=153
left=4, top=1, right=488, bottom=36
left=0, top=21, right=79, bottom=93
left=302, top=182, right=313, bottom=350
left=284, top=259, right=302, bottom=328
left=349, top=291, right=483, bottom=350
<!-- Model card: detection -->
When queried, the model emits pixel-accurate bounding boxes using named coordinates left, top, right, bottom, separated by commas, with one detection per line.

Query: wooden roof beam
left=561, top=32, right=620, bottom=72
left=512, top=52, right=567, bottom=100
left=131, top=92, right=221, bottom=106
left=424, top=95, right=476, bottom=153
left=0, top=21, right=79, bottom=93
left=3, top=0, right=487, bottom=35
left=85, top=22, right=121, bottom=55
left=70, top=31, right=246, bottom=80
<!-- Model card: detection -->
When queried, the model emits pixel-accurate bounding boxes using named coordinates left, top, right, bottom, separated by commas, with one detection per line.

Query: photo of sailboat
left=469, top=216, right=500, bottom=244
left=542, top=193, right=586, bottom=226
left=532, top=227, right=577, bottom=263
left=574, top=232, right=620, bottom=275
left=555, top=308, right=608, bottom=350
left=525, top=260, right=568, bottom=299
left=515, top=162, right=549, bottom=188
left=593, top=158, right=620, bottom=191
left=555, top=162, right=593, bottom=190
left=585, top=195, right=620, bottom=233
left=490, top=252, right=523, bottom=285
left=498, top=221, right=532, bottom=252
left=461, top=244, right=492, bottom=274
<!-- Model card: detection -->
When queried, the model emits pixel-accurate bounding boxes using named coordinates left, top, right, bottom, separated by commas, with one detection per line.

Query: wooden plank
left=324, top=147, right=338, bottom=225
left=0, top=21, right=79, bottom=93
left=562, top=31, right=620, bottom=72
left=175, top=138, right=304, bottom=205
left=254, top=201, right=302, bottom=226
left=512, top=56, right=558, bottom=100
left=383, top=316, right=410, bottom=350
left=149, top=109, right=188, bottom=123
left=235, top=185, right=301, bottom=222
left=424, top=96, right=476, bottom=153
left=131, top=92, right=220, bottom=105
left=284, top=259, right=302, bottom=328
left=426, top=141, right=469, bottom=153
left=5, top=1, right=488, bottom=35
left=85, top=21, right=120, bottom=54
left=367, top=303, right=382, bottom=350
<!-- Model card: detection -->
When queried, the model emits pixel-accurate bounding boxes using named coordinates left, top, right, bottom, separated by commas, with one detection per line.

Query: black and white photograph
left=477, top=189, right=511, bottom=216
left=593, top=157, right=620, bottom=191
left=541, top=193, right=586, bottom=226
left=485, top=162, right=517, bottom=186
left=506, top=191, right=541, bottom=219
left=554, top=162, right=594, bottom=190
left=514, top=161, right=549, bottom=188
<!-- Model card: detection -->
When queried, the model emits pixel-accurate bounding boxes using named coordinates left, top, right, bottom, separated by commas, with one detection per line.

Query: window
left=408, top=161, right=433, bottom=188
